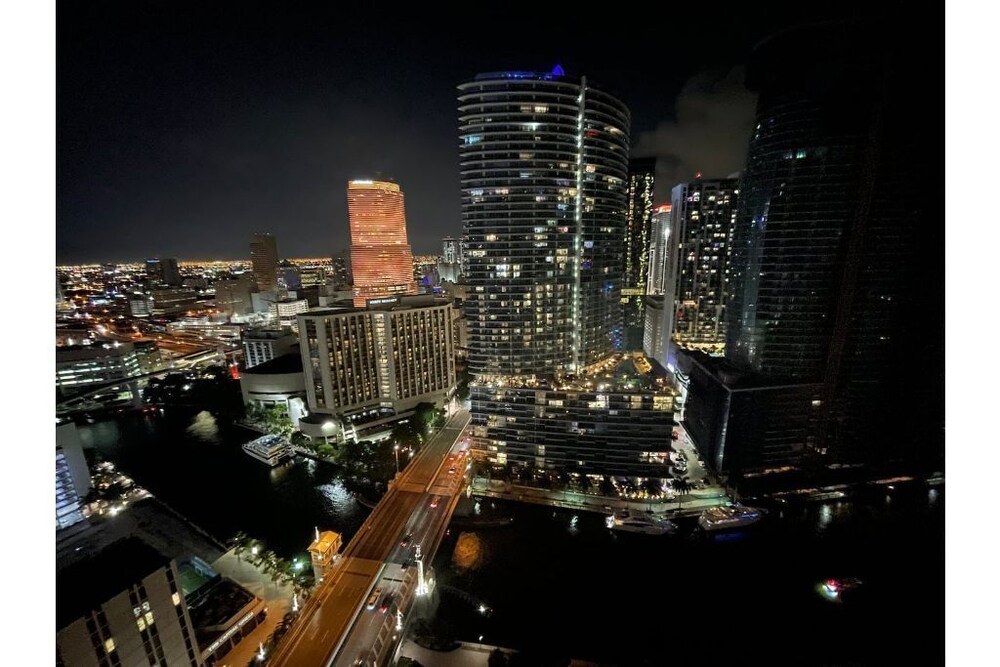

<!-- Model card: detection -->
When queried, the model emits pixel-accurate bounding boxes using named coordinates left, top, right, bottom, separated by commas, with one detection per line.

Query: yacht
left=605, top=511, right=677, bottom=535
left=698, top=505, right=762, bottom=531
left=242, top=434, right=293, bottom=467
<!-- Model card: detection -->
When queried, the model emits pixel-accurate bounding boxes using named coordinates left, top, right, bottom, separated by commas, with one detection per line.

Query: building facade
left=646, top=204, right=672, bottom=296
left=688, top=21, right=943, bottom=481
left=145, top=258, right=181, bottom=287
left=56, top=422, right=90, bottom=531
left=622, top=157, right=656, bottom=351
left=213, top=277, right=254, bottom=318
left=57, top=538, right=203, bottom=667
left=56, top=342, right=142, bottom=397
left=150, top=288, right=199, bottom=316
left=241, top=329, right=298, bottom=369
left=459, top=69, right=630, bottom=376
left=669, top=179, right=738, bottom=349
left=269, top=298, right=309, bottom=332
left=298, top=296, right=455, bottom=418
left=250, top=233, right=279, bottom=293
left=441, top=236, right=463, bottom=265
left=347, top=180, right=418, bottom=307
left=471, top=355, right=678, bottom=477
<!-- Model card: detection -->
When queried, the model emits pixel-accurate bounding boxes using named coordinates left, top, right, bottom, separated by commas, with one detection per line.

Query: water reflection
left=76, top=413, right=368, bottom=557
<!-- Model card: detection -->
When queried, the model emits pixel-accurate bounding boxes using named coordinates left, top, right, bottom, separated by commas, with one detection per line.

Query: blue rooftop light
left=552, top=64, right=566, bottom=76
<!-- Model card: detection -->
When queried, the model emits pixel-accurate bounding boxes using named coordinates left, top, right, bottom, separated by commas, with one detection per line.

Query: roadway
left=268, top=410, right=471, bottom=667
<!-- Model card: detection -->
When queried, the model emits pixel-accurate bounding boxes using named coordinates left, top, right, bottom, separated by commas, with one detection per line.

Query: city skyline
left=56, top=2, right=858, bottom=264
left=44, top=4, right=956, bottom=666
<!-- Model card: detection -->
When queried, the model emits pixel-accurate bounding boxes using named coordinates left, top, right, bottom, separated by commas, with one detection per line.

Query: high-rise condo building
left=250, top=233, right=279, bottom=292
left=669, top=178, right=738, bottom=349
left=442, top=236, right=463, bottom=265
left=459, top=68, right=630, bottom=376
left=645, top=204, right=672, bottom=296
left=684, top=21, right=943, bottom=483
left=622, top=157, right=656, bottom=351
left=460, top=68, right=678, bottom=479
left=347, top=180, right=418, bottom=307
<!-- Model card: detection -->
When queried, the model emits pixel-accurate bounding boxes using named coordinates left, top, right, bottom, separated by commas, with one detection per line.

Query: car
left=399, top=534, right=412, bottom=548
left=430, top=497, right=440, bottom=509
left=366, top=587, right=383, bottom=611
left=378, top=594, right=392, bottom=613
left=448, top=467, right=456, bottom=475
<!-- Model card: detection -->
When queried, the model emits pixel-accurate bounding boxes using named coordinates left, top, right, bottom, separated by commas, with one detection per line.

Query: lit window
left=172, top=592, right=181, bottom=606
left=104, top=638, right=115, bottom=653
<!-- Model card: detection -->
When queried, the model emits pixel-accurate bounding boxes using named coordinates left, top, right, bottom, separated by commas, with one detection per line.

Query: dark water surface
left=431, top=487, right=944, bottom=665
left=79, top=412, right=943, bottom=665
left=78, top=411, right=368, bottom=559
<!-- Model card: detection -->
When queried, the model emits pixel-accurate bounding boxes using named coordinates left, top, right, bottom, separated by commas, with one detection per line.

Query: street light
left=394, top=444, right=400, bottom=475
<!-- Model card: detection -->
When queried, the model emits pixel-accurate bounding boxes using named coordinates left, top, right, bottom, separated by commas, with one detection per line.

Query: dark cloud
left=635, top=67, right=758, bottom=201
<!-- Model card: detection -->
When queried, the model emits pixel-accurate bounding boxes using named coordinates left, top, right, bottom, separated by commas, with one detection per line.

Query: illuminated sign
left=620, top=288, right=644, bottom=296
left=206, top=610, right=255, bottom=654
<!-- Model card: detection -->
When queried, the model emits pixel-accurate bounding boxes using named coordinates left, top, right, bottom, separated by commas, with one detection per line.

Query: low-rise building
left=238, top=353, right=306, bottom=421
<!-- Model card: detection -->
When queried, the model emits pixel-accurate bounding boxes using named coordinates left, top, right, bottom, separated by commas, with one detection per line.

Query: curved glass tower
left=458, top=69, right=630, bottom=377
left=347, top=180, right=418, bottom=307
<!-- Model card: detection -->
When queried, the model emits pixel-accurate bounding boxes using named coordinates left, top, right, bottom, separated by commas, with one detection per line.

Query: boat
left=605, top=510, right=677, bottom=535
left=698, top=505, right=762, bottom=531
left=242, top=434, right=293, bottom=467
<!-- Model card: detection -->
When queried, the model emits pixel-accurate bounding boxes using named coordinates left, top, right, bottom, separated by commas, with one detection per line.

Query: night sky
left=57, top=1, right=869, bottom=263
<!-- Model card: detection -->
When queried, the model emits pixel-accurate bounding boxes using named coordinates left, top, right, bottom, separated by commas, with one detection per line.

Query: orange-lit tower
left=346, top=180, right=418, bottom=306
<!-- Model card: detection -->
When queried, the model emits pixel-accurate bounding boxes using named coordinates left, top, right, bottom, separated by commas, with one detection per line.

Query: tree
left=578, top=474, right=593, bottom=493
left=642, top=478, right=663, bottom=496
left=316, top=443, right=335, bottom=459
left=599, top=476, right=617, bottom=497
left=392, top=421, right=422, bottom=449
left=412, top=402, right=437, bottom=435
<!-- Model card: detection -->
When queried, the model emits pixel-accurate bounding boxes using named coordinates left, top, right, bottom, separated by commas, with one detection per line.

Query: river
left=78, top=411, right=943, bottom=665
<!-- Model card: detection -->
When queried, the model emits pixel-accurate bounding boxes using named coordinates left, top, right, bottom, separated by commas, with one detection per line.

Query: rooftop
left=242, top=352, right=302, bottom=375
left=475, top=353, right=677, bottom=395
left=57, top=537, right=169, bottom=629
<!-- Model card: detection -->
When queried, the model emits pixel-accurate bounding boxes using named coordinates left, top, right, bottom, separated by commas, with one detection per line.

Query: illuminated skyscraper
left=459, top=68, right=630, bottom=376
left=622, top=158, right=656, bottom=350
left=459, top=69, right=677, bottom=480
left=670, top=178, right=738, bottom=349
left=441, top=236, right=462, bottom=265
left=346, top=180, right=418, bottom=307
left=250, top=233, right=279, bottom=292
left=646, top=204, right=672, bottom=296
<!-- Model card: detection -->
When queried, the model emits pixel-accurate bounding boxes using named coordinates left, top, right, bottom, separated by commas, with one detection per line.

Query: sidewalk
left=211, top=548, right=296, bottom=667
left=469, top=480, right=730, bottom=518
